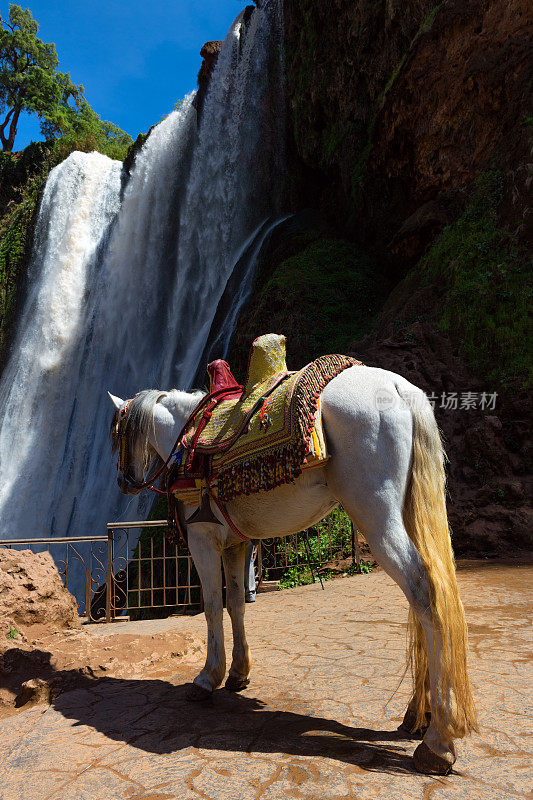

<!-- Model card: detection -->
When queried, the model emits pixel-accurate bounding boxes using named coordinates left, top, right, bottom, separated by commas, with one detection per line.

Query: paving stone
left=0, top=565, right=531, bottom=799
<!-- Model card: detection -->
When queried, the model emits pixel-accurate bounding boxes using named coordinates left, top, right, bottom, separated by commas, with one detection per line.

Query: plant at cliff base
left=6, top=626, right=20, bottom=639
left=276, top=508, right=373, bottom=588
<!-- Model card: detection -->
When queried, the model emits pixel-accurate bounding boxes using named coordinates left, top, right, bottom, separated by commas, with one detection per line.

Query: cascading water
left=0, top=0, right=285, bottom=596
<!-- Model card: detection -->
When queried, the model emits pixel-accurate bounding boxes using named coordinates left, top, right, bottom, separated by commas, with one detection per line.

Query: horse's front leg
left=222, top=542, right=252, bottom=691
left=187, top=527, right=225, bottom=698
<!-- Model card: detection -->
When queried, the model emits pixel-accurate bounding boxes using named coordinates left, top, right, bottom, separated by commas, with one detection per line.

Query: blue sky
left=1, top=0, right=243, bottom=150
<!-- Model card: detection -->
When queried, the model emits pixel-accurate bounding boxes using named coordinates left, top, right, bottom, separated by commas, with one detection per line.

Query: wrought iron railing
left=0, top=514, right=360, bottom=622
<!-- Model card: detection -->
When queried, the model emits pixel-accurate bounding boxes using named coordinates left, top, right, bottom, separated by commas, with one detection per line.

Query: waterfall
left=0, top=0, right=284, bottom=575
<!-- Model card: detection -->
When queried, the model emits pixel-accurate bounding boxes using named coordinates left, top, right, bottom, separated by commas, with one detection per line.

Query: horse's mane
left=110, top=389, right=168, bottom=455
left=110, top=388, right=206, bottom=457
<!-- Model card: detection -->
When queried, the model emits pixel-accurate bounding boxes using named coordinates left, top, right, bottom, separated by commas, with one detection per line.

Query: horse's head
left=108, top=391, right=163, bottom=494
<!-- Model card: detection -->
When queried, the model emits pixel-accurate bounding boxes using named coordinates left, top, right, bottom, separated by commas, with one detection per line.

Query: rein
left=116, top=385, right=252, bottom=543
left=117, top=385, right=243, bottom=493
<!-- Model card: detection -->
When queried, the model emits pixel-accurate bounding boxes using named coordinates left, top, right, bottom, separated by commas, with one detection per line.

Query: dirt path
left=0, top=563, right=530, bottom=799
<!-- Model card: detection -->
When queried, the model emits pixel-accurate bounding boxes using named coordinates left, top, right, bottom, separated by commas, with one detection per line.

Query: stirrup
left=186, top=491, right=222, bottom=525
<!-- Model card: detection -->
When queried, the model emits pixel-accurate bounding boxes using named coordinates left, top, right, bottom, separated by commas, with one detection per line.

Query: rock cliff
left=231, top=0, right=532, bottom=555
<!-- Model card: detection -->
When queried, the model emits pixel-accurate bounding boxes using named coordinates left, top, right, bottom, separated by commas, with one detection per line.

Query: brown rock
left=0, top=549, right=81, bottom=632
left=372, top=0, right=531, bottom=219
left=15, top=677, right=53, bottom=708
left=195, top=40, right=222, bottom=118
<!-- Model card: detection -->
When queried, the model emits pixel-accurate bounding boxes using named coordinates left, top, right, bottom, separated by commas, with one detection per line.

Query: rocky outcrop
left=0, top=549, right=81, bottom=634
left=195, top=41, right=222, bottom=118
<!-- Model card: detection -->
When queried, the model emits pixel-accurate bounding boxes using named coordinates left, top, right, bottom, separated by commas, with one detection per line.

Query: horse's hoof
left=185, top=683, right=213, bottom=703
left=225, top=675, right=250, bottom=692
left=398, top=708, right=431, bottom=738
left=413, top=741, right=455, bottom=775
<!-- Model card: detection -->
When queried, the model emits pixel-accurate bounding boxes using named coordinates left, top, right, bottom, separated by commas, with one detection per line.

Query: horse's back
left=321, top=364, right=426, bottom=423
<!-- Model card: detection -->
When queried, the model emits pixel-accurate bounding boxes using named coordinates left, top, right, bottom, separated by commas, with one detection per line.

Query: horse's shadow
left=53, top=673, right=417, bottom=774
left=2, top=648, right=419, bottom=774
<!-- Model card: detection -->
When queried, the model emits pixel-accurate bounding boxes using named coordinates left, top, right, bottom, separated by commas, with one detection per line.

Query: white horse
left=108, top=364, right=477, bottom=774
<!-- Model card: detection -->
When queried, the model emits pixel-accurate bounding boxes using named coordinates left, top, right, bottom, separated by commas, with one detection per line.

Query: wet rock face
left=371, top=0, right=532, bottom=209
left=0, top=549, right=80, bottom=632
left=284, top=0, right=530, bottom=249
left=283, top=0, right=434, bottom=228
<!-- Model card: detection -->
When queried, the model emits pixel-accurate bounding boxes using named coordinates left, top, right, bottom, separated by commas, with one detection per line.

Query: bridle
left=114, top=384, right=266, bottom=544
left=114, top=386, right=244, bottom=494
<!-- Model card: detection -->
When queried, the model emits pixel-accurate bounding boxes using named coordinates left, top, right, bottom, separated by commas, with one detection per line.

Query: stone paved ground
left=0, top=562, right=531, bottom=800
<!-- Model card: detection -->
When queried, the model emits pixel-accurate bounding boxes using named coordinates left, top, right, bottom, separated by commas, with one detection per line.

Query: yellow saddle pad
left=176, top=334, right=360, bottom=502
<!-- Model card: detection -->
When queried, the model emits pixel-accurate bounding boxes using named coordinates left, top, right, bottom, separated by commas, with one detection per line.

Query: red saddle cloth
left=207, top=359, right=242, bottom=400
left=168, top=359, right=243, bottom=497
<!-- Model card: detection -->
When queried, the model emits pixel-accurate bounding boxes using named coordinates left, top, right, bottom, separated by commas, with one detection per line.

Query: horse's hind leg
left=222, top=542, right=252, bottom=691
left=344, top=506, right=457, bottom=772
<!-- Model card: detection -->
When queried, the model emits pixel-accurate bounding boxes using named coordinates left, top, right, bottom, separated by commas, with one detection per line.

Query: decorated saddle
left=169, top=334, right=360, bottom=504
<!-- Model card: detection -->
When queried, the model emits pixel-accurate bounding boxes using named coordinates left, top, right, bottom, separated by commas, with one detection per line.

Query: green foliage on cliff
left=0, top=145, right=51, bottom=365
left=260, top=236, right=389, bottom=362
left=422, top=171, right=532, bottom=387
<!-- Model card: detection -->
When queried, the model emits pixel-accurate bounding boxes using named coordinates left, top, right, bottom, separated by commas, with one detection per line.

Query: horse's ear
left=108, top=392, right=124, bottom=410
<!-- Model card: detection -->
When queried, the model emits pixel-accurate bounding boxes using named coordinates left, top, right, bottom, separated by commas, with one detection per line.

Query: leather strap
left=208, top=487, right=250, bottom=542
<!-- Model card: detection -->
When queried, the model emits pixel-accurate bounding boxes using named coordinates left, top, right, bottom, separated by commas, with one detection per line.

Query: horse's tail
left=401, top=390, right=477, bottom=738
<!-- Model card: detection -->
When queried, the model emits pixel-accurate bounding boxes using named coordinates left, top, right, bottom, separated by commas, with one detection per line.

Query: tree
left=52, top=98, right=133, bottom=162
left=0, top=4, right=83, bottom=151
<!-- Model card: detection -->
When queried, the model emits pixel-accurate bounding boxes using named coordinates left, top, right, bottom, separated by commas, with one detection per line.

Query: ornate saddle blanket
left=169, top=334, right=360, bottom=503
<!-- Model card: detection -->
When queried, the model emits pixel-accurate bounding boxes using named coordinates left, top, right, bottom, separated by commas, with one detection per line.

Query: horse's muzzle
left=117, top=472, right=142, bottom=495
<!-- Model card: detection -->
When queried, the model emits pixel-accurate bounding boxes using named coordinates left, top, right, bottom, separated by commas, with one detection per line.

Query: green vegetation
left=0, top=144, right=51, bottom=366
left=279, top=559, right=372, bottom=589
left=279, top=566, right=330, bottom=589
left=263, top=236, right=389, bottom=359
left=50, top=101, right=133, bottom=163
left=421, top=170, right=532, bottom=387
left=6, top=626, right=20, bottom=638
left=0, top=5, right=131, bottom=157
left=275, top=507, right=373, bottom=588
left=0, top=4, right=81, bottom=151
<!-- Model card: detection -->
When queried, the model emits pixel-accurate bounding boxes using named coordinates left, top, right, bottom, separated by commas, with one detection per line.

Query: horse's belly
left=228, top=467, right=337, bottom=539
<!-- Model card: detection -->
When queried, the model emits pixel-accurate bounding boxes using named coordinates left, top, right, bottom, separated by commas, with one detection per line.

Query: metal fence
left=0, top=514, right=358, bottom=623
